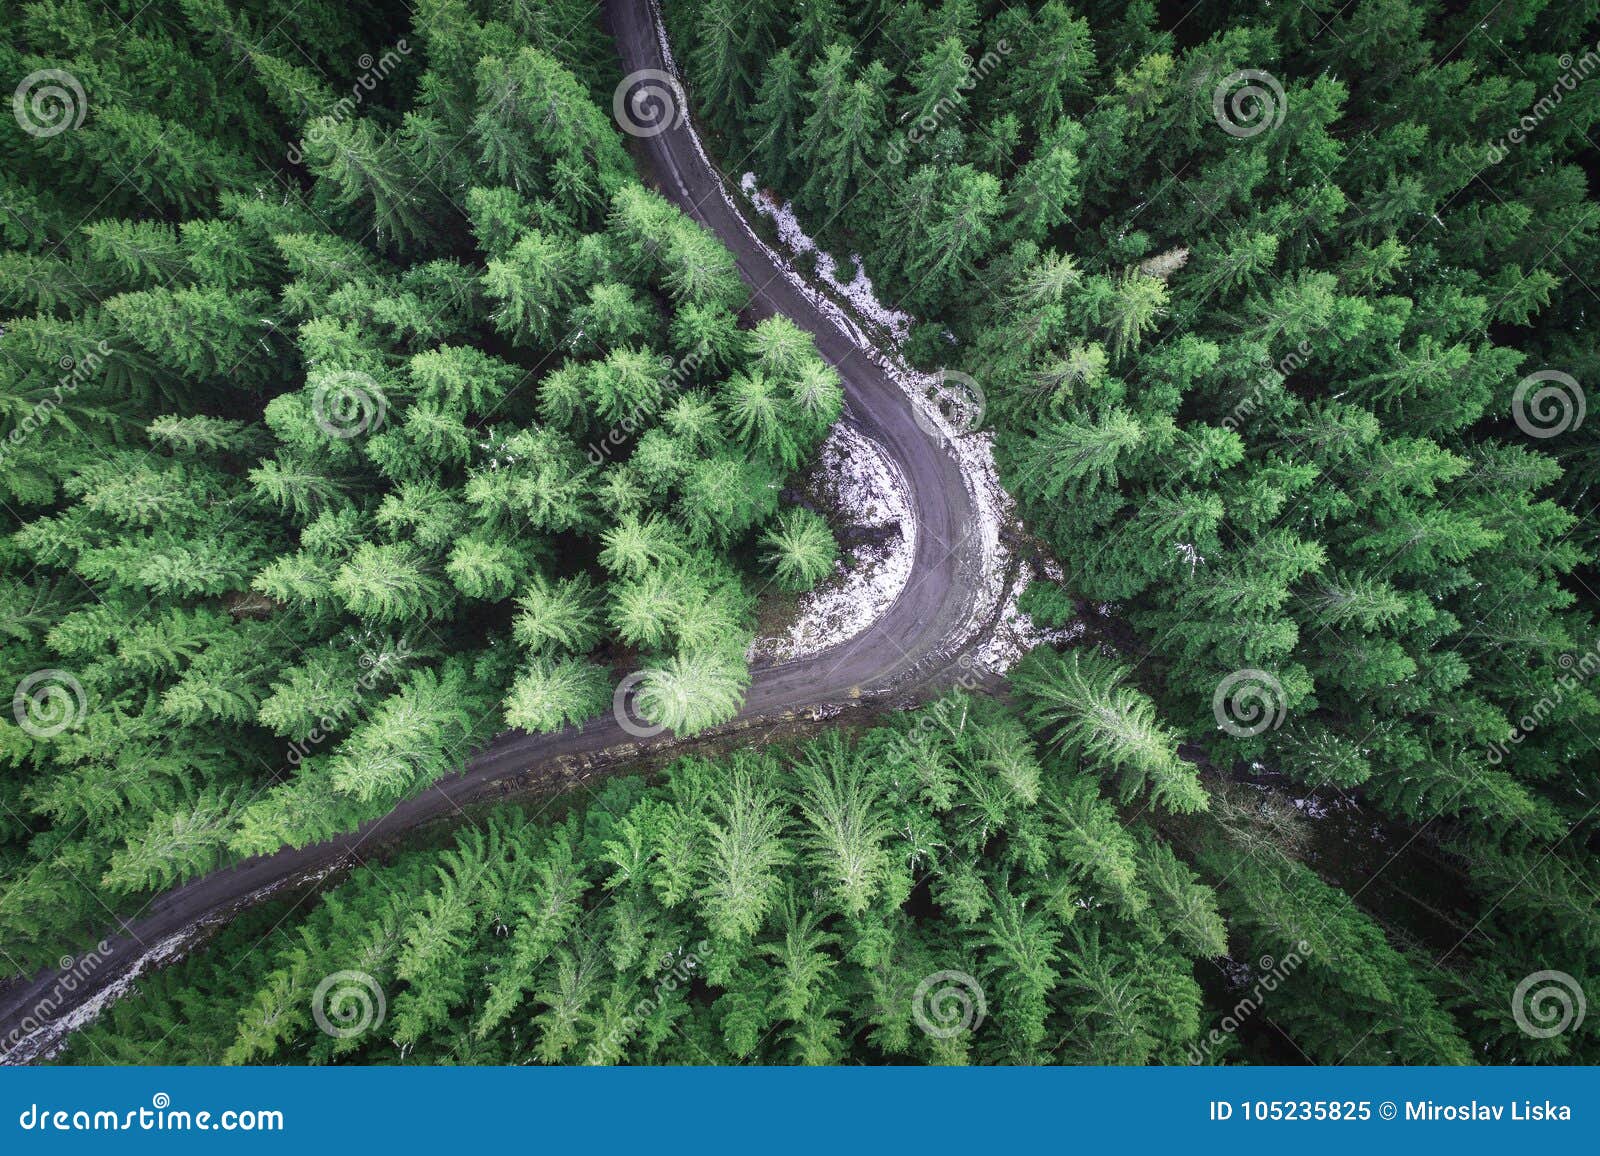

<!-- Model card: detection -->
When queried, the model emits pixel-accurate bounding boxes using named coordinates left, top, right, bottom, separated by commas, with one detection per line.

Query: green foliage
left=1014, top=649, right=1206, bottom=813
left=8, top=0, right=1600, bottom=1072
left=667, top=0, right=1600, bottom=1065
left=62, top=697, right=1217, bottom=1066
left=0, top=0, right=835, bottom=975
left=760, top=508, right=839, bottom=591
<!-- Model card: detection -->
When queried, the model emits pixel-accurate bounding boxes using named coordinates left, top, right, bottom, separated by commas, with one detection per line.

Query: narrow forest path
left=0, top=0, right=1001, bottom=1063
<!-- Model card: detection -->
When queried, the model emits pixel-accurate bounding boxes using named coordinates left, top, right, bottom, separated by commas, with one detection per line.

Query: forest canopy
left=665, top=0, right=1600, bottom=1061
left=4, top=0, right=1600, bottom=1068
left=0, top=0, right=840, bottom=973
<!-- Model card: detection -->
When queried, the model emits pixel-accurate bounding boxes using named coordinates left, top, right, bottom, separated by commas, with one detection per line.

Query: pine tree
left=759, top=508, right=838, bottom=591
left=1014, top=649, right=1206, bottom=812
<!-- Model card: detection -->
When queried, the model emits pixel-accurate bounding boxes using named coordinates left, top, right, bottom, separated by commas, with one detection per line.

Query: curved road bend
left=0, top=0, right=985, bottom=1062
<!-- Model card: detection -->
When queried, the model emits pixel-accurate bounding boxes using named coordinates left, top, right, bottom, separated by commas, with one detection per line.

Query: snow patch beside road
left=652, top=0, right=1064, bottom=676
left=735, top=177, right=1057, bottom=674
left=748, top=424, right=915, bottom=665
left=739, top=175, right=914, bottom=345
left=0, top=930, right=194, bottom=1066
left=1, top=865, right=343, bottom=1066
